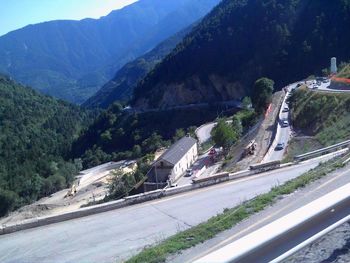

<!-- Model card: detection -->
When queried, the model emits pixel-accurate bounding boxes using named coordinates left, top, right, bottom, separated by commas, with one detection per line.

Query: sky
left=0, top=0, right=138, bottom=36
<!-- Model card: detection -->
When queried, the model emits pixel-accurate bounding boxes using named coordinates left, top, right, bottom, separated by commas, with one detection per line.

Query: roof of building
left=158, top=136, right=197, bottom=165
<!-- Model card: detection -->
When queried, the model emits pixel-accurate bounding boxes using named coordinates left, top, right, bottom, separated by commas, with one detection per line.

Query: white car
left=282, top=120, right=289, bottom=127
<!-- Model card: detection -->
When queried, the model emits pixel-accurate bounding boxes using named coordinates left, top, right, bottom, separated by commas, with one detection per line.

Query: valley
left=1, top=0, right=350, bottom=262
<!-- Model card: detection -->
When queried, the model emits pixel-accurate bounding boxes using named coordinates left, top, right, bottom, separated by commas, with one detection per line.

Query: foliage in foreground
left=126, top=155, right=346, bottom=263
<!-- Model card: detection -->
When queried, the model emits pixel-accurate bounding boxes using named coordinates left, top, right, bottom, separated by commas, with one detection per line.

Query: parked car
left=275, top=142, right=285, bottom=151
left=282, top=120, right=289, bottom=127
left=185, top=168, right=193, bottom=177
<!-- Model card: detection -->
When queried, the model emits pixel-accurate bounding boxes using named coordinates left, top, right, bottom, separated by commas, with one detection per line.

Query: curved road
left=0, top=154, right=339, bottom=263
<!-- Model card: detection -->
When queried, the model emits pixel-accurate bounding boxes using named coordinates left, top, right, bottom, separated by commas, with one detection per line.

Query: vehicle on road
left=275, top=142, right=285, bottom=151
left=282, top=120, right=289, bottom=127
left=243, top=140, right=257, bottom=157
left=282, top=106, right=289, bottom=112
left=209, top=148, right=217, bottom=155
left=312, top=85, right=318, bottom=89
left=185, top=168, right=193, bottom=177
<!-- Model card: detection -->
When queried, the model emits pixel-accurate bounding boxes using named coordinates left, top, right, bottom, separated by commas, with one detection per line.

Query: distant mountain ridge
left=83, top=24, right=195, bottom=108
left=132, top=0, right=350, bottom=110
left=0, top=0, right=221, bottom=104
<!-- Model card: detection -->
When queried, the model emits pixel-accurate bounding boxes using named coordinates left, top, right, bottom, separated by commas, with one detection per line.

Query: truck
left=243, top=140, right=257, bottom=157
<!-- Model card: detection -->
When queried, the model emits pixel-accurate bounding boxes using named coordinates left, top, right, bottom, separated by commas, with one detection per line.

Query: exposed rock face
left=135, top=74, right=246, bottom=109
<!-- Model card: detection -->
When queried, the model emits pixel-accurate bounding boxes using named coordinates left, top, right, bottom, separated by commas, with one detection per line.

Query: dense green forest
left=71, top=104, right=236, bottom=168
left=0, top=75, right=93, bottom=216
left=133, top=0, right=350, bottom=109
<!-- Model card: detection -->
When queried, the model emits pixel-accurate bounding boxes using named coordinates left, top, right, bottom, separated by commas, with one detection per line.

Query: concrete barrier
left=194, top=181, right=350, bottom=263
left=193, top=172, right=229, bottom=184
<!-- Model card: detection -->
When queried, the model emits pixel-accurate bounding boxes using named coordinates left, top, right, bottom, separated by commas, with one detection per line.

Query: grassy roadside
left=283, top=137, right=323, bottom=163
left=126, top=154, right=348, bottom=263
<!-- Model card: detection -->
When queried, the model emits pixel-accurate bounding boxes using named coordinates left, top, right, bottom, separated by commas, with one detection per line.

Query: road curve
left=0, top=154, right=337, bottom=263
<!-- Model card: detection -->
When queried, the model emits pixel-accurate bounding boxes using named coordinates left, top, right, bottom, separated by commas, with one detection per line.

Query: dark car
left=282, top=120, right=289, bottom=127
left=185, top=168, right=193, bottom=177
left=275, top=142, right=285, bottom=151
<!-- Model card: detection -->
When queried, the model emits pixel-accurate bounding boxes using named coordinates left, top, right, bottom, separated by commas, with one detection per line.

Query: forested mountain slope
left=0, top=0, right=220, bottom=104
left=84, top=25, right=194, bottom=108
left=132, top=0, right=350, bottom=109
left=0, top=75, right=93, bottom=216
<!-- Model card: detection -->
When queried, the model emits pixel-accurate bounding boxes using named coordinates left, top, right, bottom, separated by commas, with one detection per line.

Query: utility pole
left=155, top=162, right=159, bottom=190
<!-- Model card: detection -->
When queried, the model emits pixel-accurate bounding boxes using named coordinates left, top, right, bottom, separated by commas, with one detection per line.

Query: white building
left=331, top=57, right=337, bottom=74
left=146, top=136, right=198, bottom=189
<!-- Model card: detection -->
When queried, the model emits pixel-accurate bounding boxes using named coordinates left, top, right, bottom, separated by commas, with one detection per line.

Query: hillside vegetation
left=337, top=64, right=350, bottom=78
left=84, top=25, right=194, bottom=108
left=0, top=75, right=93, bottom=216
left=0, top=0, right=220, bottom=103
left=133, top=0, right=350, bottom=109
left=71, top=104, right=237, bottom=168
left=289, top=88, right=350, bottom=146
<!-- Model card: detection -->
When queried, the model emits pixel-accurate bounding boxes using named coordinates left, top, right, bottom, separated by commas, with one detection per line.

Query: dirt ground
left=223, top=90, right=285, bottom=172
left=0, top=161, right=125, bottom=225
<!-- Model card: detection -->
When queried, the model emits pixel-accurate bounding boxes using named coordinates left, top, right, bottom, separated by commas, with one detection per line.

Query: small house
left=146, top=136, right=198, bottom=189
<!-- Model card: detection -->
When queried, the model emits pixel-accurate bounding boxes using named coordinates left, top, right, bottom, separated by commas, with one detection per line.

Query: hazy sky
left=0, top=0, right=138, bottom=36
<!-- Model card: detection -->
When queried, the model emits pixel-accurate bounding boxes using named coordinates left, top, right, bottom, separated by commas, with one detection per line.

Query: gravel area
left=284, top=222, right=350, bottom=263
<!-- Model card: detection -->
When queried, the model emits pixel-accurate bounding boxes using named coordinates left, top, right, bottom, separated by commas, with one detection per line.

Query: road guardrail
left=194, top=181, right=350, bottom=263
left=294, top=140, right=350, bottom=162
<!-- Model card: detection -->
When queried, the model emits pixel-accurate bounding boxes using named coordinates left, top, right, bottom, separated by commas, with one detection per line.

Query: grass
left=290, top=89, right=350, bottom=146
left=199, top=139, right=214, bottom=154
left=283, top=137, right=323, bottom=163
left=125, top=154, right=348, bottom=263
left=337, top=64, right=350, bottom=78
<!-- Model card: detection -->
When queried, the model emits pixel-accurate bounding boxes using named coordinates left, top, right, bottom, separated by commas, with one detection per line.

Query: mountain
left=0, top=74, right=93, bottom=216
left=132, top=0, right=350, bottom=110
left=0, top=0, right=220, bottom=104
left=83, top=24, right=194, bottom=109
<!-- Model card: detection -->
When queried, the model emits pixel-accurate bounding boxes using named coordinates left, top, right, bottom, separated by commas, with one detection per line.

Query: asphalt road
left=172, top=153, right=350, bottom=263
left=196, top=123, right=216, bottom=144
left=0, top=154, right=336, bottom=263
left=263, top=82, right=303, bottom=162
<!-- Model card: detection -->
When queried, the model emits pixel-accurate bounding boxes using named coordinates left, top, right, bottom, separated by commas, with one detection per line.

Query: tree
left=242, top=97, right=252, bottom=110
left=211, top=120, right=238, bottom=153
left=232, top=115, right=243, bottom=137
left=173, top=128, right=185, bottom=142
left=251, top=78, right=274, bottom=113
left=132, top=145, right=142, bottom=158
left=0, top=189, right=19, bottom=217
left=141, top=133, right=164, bottom=153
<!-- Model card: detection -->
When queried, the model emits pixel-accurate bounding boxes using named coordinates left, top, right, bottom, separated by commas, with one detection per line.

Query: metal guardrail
left=294, top=140, right=350, bottom=162
left=194, top=182, right=350, bottom=263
